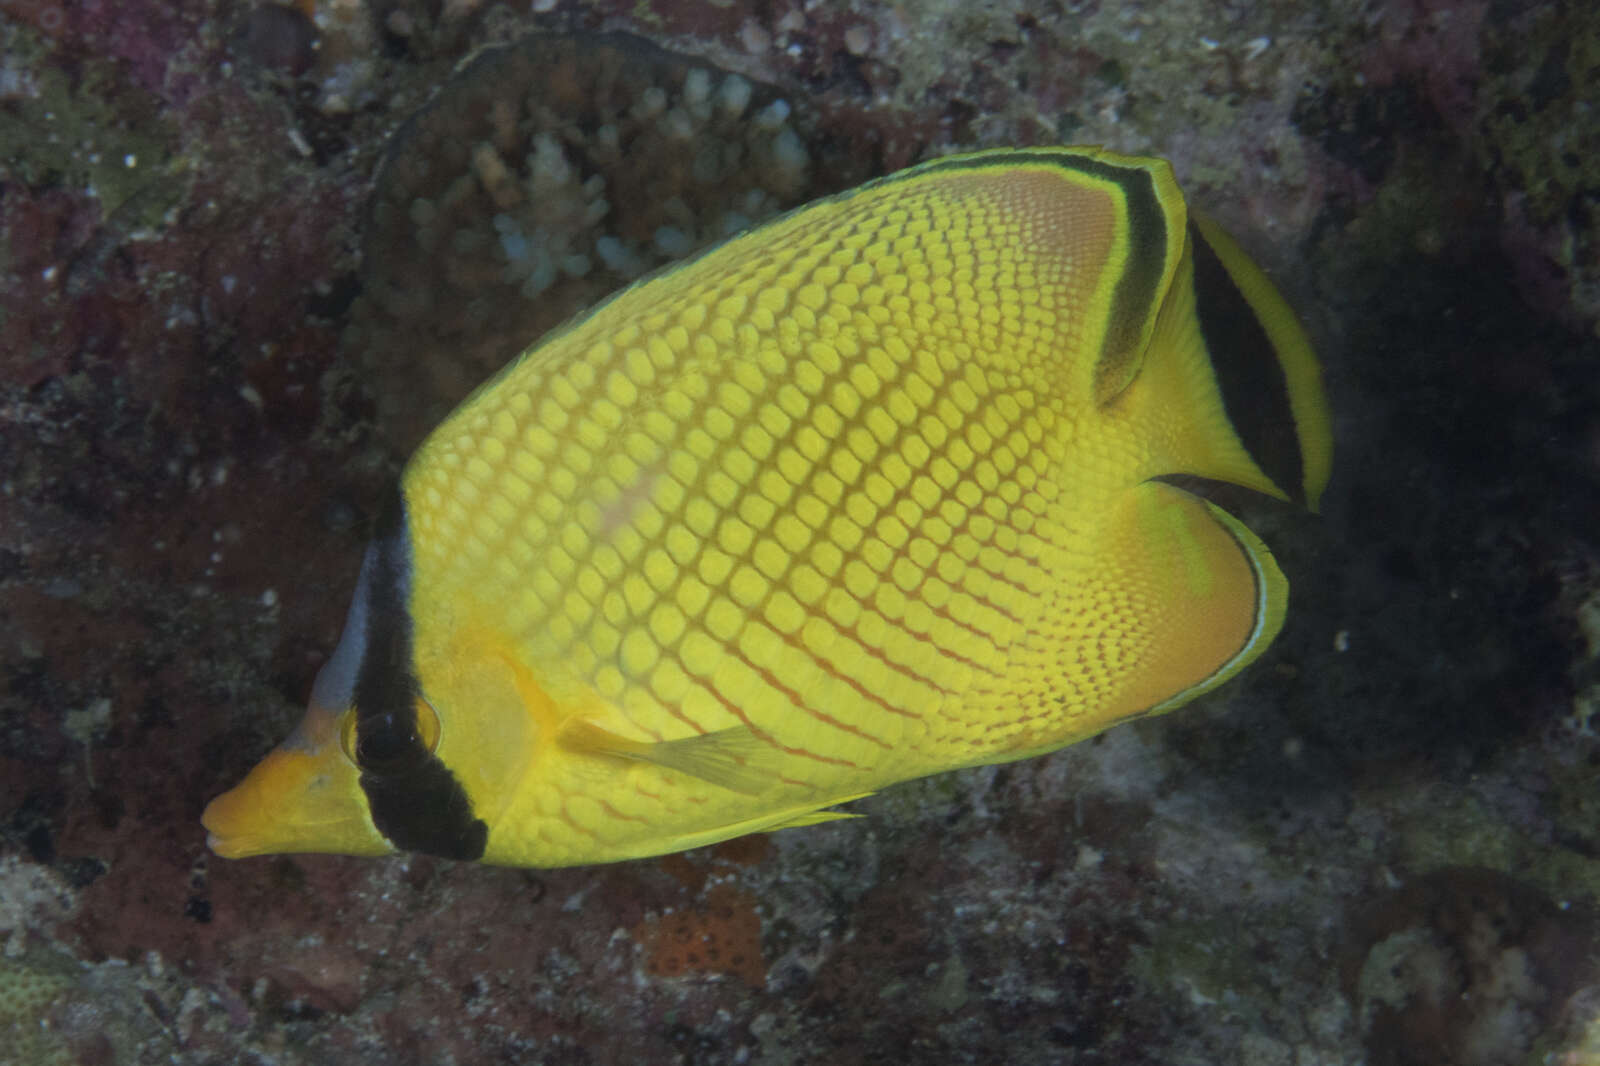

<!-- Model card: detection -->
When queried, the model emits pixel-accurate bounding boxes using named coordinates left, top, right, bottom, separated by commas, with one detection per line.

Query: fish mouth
left=202, top=767, right=290, bottom=859
left=202, top=709, right=395, bottom=860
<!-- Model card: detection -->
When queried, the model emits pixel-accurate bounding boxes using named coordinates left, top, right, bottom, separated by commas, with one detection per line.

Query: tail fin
left=1123, top=215, right=1333, bottom=510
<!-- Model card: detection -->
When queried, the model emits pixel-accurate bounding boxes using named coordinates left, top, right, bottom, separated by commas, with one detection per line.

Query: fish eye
left=337, top=699, right=442, bottom=774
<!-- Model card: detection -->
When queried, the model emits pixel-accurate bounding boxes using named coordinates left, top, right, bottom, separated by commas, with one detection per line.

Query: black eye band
left=350, top=483, right=488, bottom=861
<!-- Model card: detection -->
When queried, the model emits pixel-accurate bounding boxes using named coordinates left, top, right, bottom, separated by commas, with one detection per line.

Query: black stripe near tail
left=1188, top=222, right=1306, bottom=505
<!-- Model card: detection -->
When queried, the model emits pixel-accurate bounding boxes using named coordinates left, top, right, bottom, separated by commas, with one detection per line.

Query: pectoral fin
left=560, top=719, right=779, bottom=795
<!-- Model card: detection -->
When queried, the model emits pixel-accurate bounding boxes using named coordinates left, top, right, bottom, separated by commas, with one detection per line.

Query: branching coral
left=349, top=31, right=836, bottom=451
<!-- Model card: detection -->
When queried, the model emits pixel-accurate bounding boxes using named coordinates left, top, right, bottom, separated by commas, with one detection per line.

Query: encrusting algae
left=634, top=883, right=767, bottom=988
left=0, top=956, right=75, bottom=1066
left=205, top=145, right=1332, bottom=869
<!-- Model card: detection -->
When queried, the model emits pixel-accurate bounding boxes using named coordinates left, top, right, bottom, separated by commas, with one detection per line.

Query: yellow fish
left=203, top=146, right=1331, bottom=868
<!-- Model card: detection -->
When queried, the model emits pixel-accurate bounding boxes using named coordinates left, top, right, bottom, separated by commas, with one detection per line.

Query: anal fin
left=1094, top=479, right=1288, bottom=718
left=1133, top=482, right=1289, bottom=714
left=985, top=479, right=1288, bottom=756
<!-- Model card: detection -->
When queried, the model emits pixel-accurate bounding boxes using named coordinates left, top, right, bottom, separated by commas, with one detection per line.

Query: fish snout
left=202, top=703, right=394, bottom=859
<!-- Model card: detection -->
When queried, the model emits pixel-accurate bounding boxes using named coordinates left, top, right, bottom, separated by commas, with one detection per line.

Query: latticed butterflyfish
left=204, top=146, right=1332, bottom=867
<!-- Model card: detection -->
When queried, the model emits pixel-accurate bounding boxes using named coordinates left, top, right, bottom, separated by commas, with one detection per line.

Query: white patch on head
left=308, top=541, right=379, bottom=716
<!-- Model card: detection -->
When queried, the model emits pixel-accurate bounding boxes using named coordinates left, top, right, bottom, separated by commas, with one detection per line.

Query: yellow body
left=204, top=147, right=1331, bottom=867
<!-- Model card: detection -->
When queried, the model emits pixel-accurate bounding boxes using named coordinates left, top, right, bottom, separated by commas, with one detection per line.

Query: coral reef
left=1475, top=3, right=1600, bottom=324
left=0, top=0, right=1598, bottom=1063
left=1344, top=868, right=1596, bottom=1065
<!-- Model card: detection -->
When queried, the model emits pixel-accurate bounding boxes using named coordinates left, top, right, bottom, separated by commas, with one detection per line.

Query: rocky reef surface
left=2, top=1, right=1599, bottom=1063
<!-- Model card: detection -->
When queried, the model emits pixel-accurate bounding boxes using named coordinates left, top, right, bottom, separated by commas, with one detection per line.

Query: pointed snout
left=202, top=702, right=394, bottom=860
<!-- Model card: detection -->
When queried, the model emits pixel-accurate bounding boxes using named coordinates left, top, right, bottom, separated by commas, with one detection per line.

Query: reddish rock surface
left=3, top=1, right=1599, bottom=1063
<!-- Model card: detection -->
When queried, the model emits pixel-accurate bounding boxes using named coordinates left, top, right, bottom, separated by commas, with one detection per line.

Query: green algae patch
left=1390, top=787, right=1600, bottom=909
left=0, top=23, right=187, bottom=232
left=1394, top=791, right=1517, bottom=872
left=1130, top=915, right=1281, bottom=1026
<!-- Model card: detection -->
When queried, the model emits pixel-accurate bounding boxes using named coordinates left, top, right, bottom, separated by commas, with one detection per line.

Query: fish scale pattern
left=406, top=163, right=1136, bottom=818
